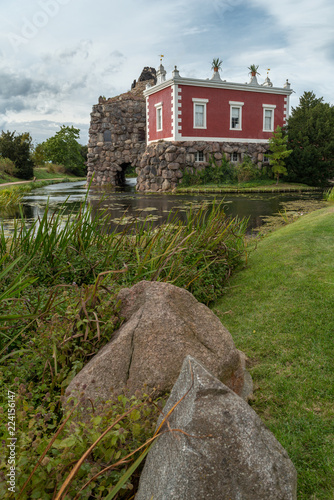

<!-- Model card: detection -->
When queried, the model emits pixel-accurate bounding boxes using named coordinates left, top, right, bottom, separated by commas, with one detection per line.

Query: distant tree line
left=0, top=125, right=87, bottom=180
left=0, top=94, right=333, bottom=185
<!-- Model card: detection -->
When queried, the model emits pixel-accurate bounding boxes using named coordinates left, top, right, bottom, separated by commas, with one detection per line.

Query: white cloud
left=0, top=0, right=333, bottom=144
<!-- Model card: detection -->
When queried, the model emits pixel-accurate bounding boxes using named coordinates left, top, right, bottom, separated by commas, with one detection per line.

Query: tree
left=0, top=131, right=34, bottom=179
left=267, top=126, right=292, bottom=184
left=31, top=143, right=47, bottom=167
left=42, top=126, right=86, bottom=176
left=285, top=91, right=334, bottom=186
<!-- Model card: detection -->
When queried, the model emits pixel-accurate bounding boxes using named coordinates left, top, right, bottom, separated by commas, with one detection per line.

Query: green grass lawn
left=33, top=167, right=85, bottom=180
left=177, top=181, right=319, bottom=193
left=214, top=206, right=334, bottom=499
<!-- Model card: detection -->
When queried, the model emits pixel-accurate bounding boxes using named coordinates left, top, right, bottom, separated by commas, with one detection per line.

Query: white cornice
left=144, top=76, right=293, bottom=97
left=147, top=136, right=270, bottom=145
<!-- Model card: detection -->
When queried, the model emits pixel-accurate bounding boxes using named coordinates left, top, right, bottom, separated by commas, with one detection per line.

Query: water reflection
left=0, top=179, right=323, bottom=234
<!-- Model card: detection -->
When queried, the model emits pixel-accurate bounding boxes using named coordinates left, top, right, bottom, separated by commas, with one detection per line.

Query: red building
left=135, top=64, right=293, bottom=191
left=144, top=64, right=292, bottom=146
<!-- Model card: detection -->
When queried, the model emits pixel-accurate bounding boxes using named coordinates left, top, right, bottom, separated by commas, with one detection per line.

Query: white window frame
left=229, top=101, right=244, bottom=130
left=192, top=98, right=208, bottom=129
left=231, top=152, right=239, bottom=162
left=155, top=102, right=163, bottom=132
left=195, top=151, right=205, bottom=162
left=262, top=104, right=276, bottom=132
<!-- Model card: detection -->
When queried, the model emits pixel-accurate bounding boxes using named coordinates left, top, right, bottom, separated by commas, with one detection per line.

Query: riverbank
left=0, top=176, right=86, bottom=192
left=213, top=206, right=334, bottom=499
left=176, top=181, right=320, bottom=194
left=0, top=167, right=85, bottom=190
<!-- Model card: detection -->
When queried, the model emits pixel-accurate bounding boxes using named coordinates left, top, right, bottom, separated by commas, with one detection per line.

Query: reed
left=0, top=200, right=247, bottom=304
left=323, top=186, right=334, bottom=201
left=0, top=189, right=23, bottom=209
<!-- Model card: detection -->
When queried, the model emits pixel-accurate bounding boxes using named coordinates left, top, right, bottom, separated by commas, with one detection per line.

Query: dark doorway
left=116, top=163, right=132, bottom=185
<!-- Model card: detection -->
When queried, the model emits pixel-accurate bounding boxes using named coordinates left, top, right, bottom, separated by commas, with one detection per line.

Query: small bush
left=46, top=163, right=66, bottom=174
left=235, top=155, right=260, bottom=182
left=181, top=155, right=236, bottom=186
left=0, top=157, right=18, bottom=177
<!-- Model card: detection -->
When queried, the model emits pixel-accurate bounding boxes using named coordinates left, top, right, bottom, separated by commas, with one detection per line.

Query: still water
left=1, top=179, right=324, bottom=234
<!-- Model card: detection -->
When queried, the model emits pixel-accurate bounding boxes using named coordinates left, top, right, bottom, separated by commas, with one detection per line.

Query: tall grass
left=324, top=186, right=334, bottom=201
left=0, top=189, right=23, bottom=209
left=0, top=200, right=247, bottom=305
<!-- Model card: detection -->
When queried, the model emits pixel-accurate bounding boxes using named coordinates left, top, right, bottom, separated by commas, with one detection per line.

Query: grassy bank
left=33, top=167, right=85, bottom=181
left=0, top=176, right=86, bottom=210
left=214, top=206, right=334, bottom=499
left=177, top=181, right=320, bottom=194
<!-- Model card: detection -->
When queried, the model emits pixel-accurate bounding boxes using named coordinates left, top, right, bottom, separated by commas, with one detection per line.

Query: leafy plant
left=248, top=64, right=260, bottom=75
left=211, top=58, right=223, bottom=70
left=235, top=155, right=260, bottom=182
left=268, top=126, right=292, bottom=184
left=323, top=186, right=334, bottom=202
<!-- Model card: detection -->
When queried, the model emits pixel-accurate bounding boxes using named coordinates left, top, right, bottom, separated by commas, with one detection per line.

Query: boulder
left=136, top=356, right=297, bottom=500
left=65, top=281, right=251, bottom=408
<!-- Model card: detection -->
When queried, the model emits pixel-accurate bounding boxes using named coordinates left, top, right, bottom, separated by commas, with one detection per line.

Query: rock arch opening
left=116, top=163, right=133, bottom=186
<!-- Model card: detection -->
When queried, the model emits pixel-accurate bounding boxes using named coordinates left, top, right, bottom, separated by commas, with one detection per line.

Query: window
left=229, top=101, right=244, bottom=130
left=263, top=104, right=276, bottom=132
left=231, top=152, right=239, bottom=162
left=263, top=155, right=270, bottom=163
left=192, top=98, right=208, bottom=129
left=103, top=130, right=111, bottom=142
left=155, top=103, right=163, bottom=131
left=195, top=104, right=205, bottom=127
left=195, top=151, right=204, bottom=162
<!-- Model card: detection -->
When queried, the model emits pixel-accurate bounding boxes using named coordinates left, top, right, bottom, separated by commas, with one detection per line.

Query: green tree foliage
left=267, top=126, right=292, bottom=184
left=0, top=131, right=34, bottom=179
left=42, top=125, right=86, bottom=176
left=31, top=142, right=47, bottom=167
left=286, top=91, right=334, bottom=186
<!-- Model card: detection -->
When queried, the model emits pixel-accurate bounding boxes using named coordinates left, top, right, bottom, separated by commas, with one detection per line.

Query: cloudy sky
left=1, top=0, right=333, bottom=145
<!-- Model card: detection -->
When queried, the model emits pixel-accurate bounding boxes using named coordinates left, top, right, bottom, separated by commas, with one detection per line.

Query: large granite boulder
left=65, top=281, right=252, bottom=407
left=136, top=356, right=297, bottom=500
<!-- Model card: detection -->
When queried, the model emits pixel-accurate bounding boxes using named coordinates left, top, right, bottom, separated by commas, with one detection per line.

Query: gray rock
left=136, top=356, right=297, bottom=500
left=65, top=281, right=251, bottom=410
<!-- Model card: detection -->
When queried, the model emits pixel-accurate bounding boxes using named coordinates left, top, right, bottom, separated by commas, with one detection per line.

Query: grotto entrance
left=116, top=163, right=134, bottom=186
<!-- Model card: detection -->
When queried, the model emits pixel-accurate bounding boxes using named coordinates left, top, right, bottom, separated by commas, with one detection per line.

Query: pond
left=0, top=179, right=325, bottom=235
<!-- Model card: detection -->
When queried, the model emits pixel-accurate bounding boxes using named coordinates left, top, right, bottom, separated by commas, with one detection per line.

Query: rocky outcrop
left=65, top=281, right=252, bottom=411
left=136, top=356, right=297, bottom=500
left=136, top=140, right=269, bottom=192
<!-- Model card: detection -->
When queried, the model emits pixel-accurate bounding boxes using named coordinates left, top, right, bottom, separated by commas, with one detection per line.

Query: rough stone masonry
left=87, top=68, right=269, bottom=191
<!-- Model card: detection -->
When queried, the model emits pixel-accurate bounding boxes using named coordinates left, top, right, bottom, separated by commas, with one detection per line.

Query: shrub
left=181, top=155, right=236, bottom=186
left=46, top=163, right=66, bottom=174
left=0, top=157, right=18, bottom=177
left=235, top=155, right=260, bottom=182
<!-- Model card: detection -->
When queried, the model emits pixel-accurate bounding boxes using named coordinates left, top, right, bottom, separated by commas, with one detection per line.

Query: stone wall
left=87, top=69, right=156, bottom=186
left=136, top=140, right=270, bottom=192
left=87, top=66, right=270, bottom=191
